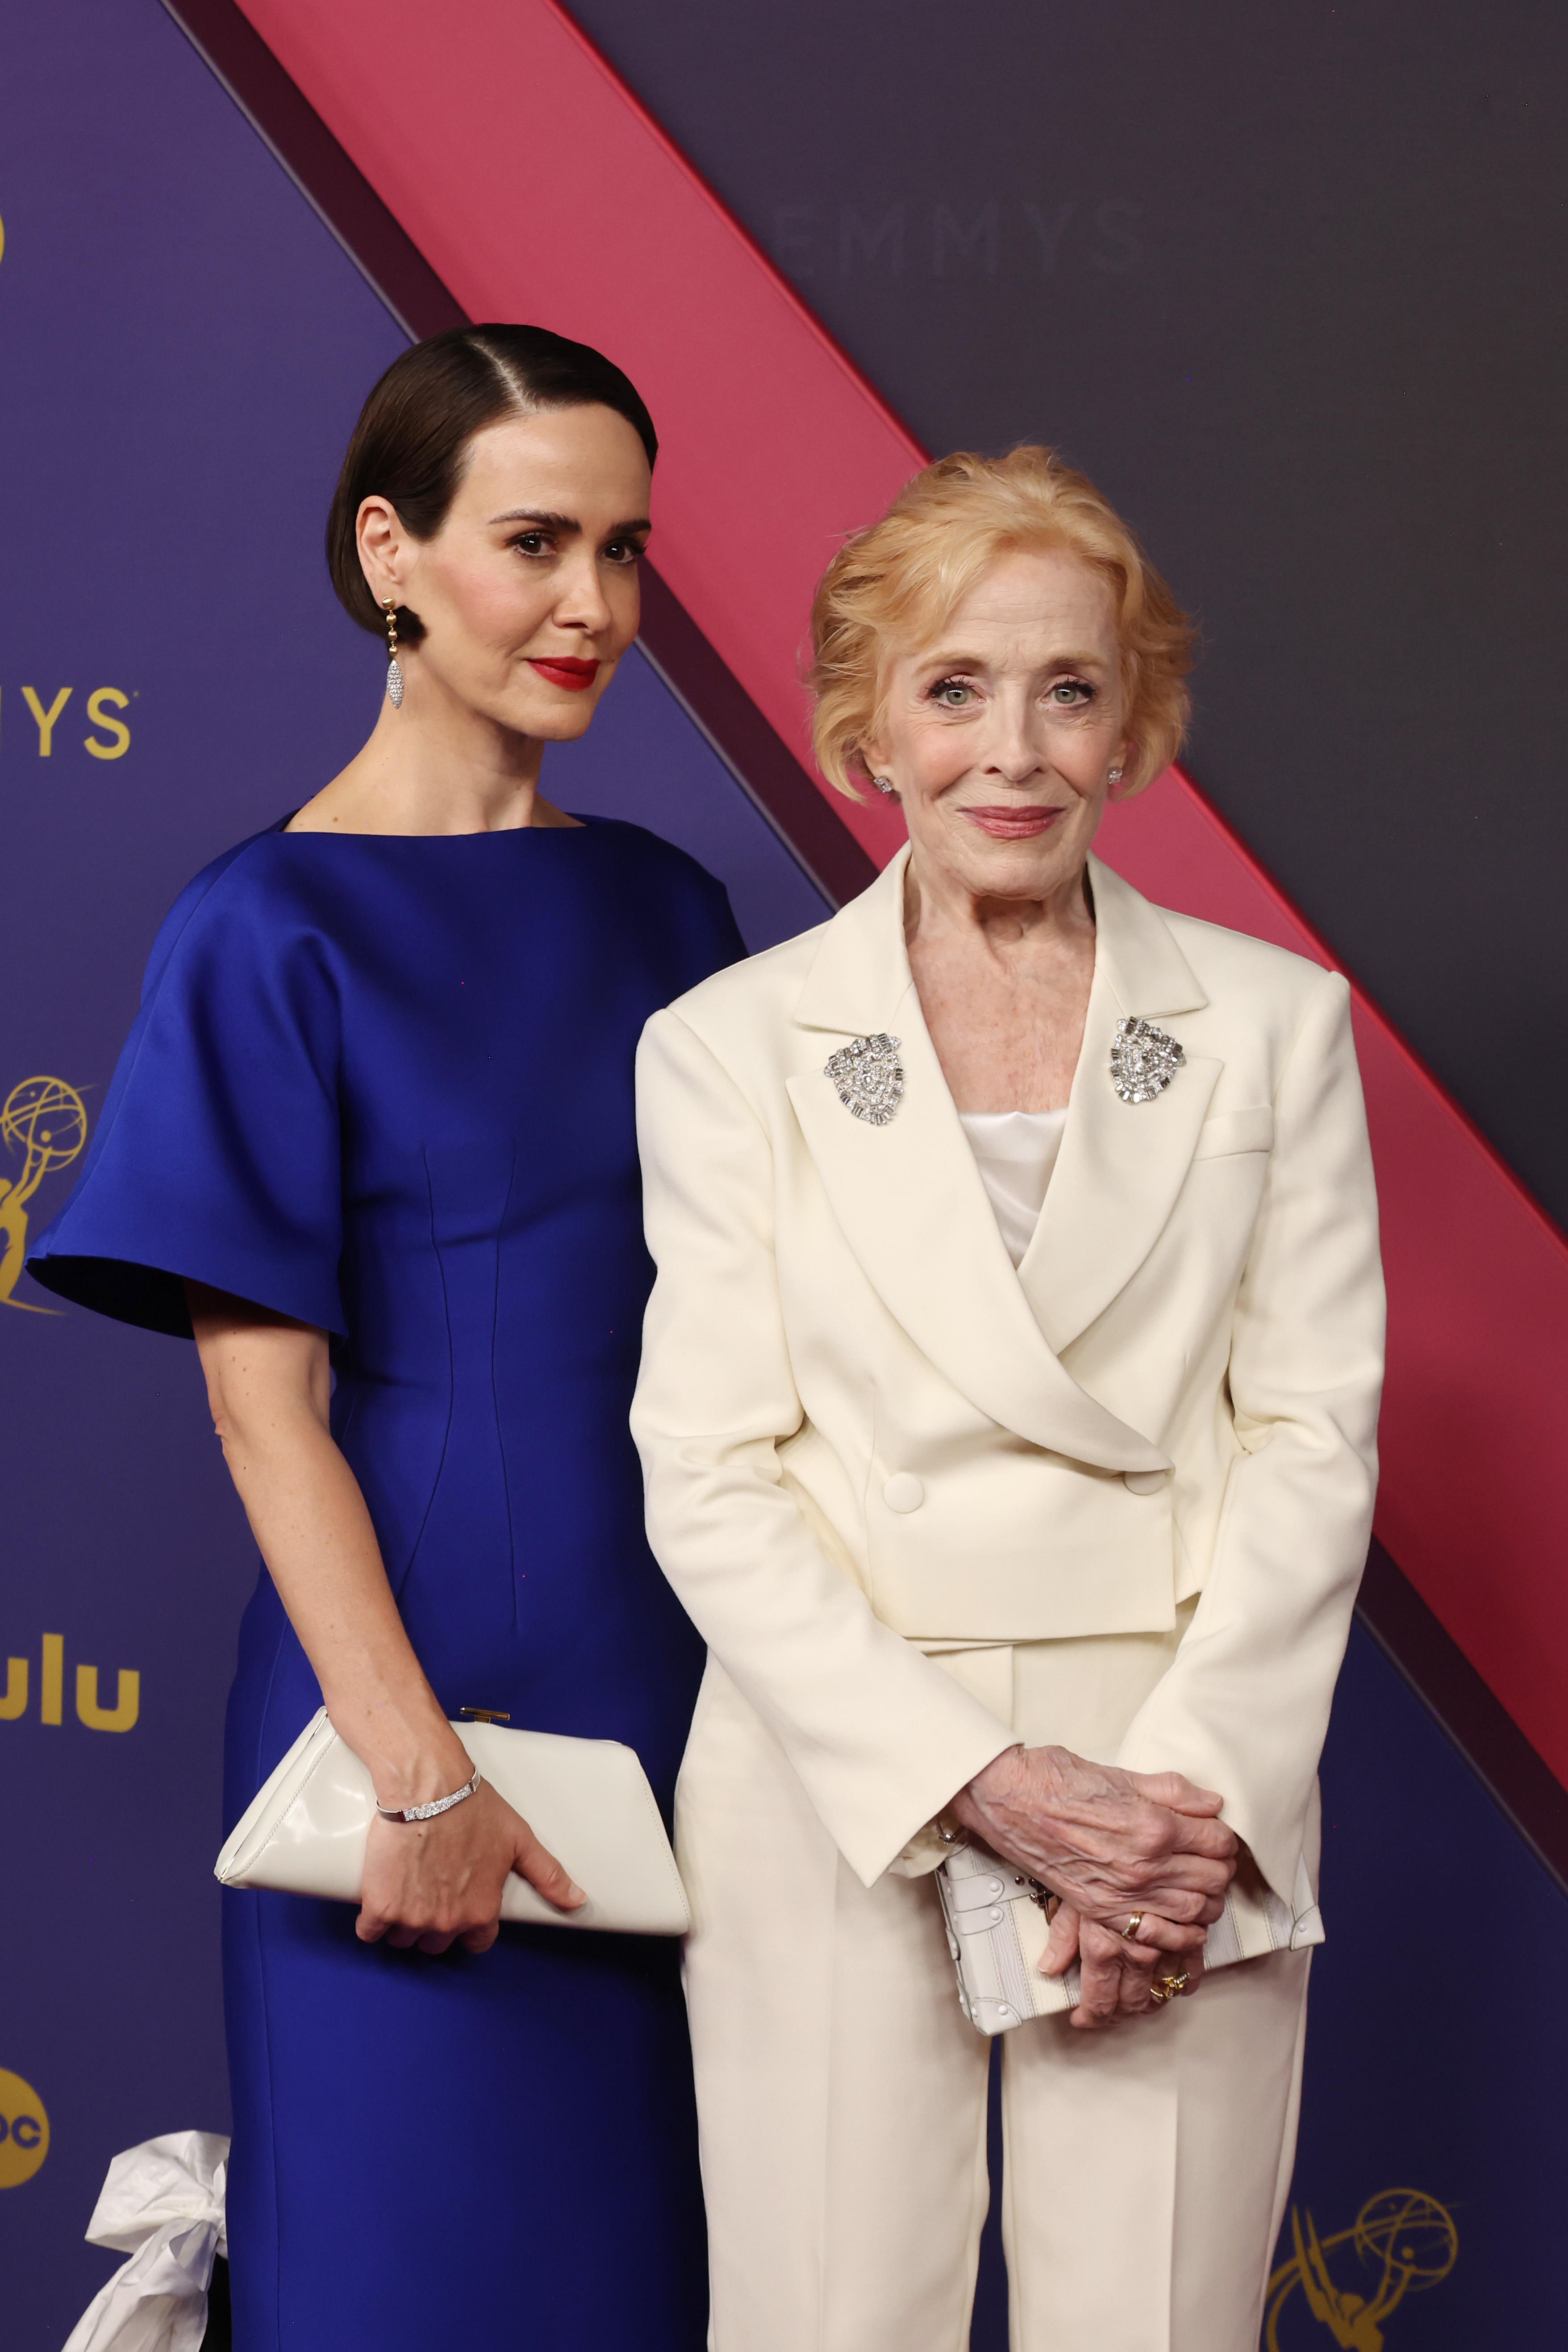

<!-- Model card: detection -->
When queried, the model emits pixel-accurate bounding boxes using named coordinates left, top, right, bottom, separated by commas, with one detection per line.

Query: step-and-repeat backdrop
left=3, top=6, right=1564, bottom=2346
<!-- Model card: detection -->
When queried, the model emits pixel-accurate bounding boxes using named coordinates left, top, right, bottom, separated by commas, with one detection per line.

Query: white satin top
left=957, top=1109, right=1069, bottom=1269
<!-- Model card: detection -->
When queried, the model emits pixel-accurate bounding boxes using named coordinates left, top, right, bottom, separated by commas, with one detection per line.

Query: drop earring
left=384, top=598, right=404, bottom=708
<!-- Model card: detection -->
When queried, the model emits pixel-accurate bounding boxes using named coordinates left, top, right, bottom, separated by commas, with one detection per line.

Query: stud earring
left=384, top=598, right=404, bottom=709
left=1107, top=766, right=1123, bottom=784
left=872, top=776, right=898, bottom=798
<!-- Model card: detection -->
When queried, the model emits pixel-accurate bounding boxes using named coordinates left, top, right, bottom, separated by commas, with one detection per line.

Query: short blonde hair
left=806, top=446, right=1194, bottom=799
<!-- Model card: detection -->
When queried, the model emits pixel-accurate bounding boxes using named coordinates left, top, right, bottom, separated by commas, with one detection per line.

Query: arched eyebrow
left=920, top=640, right=1111, bottom=667
left=488, top=507, right=652, bottom=538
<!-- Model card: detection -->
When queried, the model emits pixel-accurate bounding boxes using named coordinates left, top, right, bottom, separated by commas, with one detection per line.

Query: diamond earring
left=872, top=776, right=897, bottom=798
left=1108, top=766, right=1124, bottom=784
left=384, top=597, right=404, bottom=708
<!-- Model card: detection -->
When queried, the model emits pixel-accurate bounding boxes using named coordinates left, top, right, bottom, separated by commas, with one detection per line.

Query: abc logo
left=0, top=2069, right=49, bottom=2186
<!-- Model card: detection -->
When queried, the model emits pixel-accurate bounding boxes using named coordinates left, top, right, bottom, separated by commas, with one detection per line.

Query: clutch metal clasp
left=459, top=1706, right=512, bottom=1724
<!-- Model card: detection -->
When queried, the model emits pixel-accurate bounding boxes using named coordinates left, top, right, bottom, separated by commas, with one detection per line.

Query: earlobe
left=851, top=750, right=898, bottom=802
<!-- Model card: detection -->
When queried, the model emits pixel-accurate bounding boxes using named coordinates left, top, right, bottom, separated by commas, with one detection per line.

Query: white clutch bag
left=215, top=1707, right=690, bottom=1936
left=936, top=1839, right=1325, bottom=2034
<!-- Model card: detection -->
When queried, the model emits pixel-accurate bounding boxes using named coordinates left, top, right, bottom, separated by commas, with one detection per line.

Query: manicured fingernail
left=566, top=1881, right=585, bottom=1904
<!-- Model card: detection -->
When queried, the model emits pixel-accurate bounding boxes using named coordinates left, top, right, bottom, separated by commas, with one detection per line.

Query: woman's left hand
left=1042, top=1901, right=1204, bottom=2031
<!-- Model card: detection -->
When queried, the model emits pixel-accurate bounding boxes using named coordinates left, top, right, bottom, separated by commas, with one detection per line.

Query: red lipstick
left=961, top=805, right=1066, bottom=840
left=528, top=656, right=599, bottom=692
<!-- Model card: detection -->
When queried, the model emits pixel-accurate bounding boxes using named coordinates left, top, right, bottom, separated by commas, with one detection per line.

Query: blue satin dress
left=29, top=815, right=744, bottom=2351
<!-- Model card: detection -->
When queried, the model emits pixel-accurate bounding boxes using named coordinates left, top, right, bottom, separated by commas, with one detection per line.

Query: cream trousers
left=676, top=1624, right=1311, bottom=2352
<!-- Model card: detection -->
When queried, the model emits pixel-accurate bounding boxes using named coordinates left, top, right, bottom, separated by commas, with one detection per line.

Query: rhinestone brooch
left=825, top=1033, right=905, bottom=1126
left=1109, top=1016, right=1185, bottom=1104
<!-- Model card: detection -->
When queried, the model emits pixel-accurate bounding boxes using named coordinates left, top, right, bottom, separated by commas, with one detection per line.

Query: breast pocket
left=1190, top=1106, right=1274, bottom=1162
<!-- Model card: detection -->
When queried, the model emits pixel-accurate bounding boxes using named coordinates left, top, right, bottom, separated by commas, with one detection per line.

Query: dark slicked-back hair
left=326, top=323, right=657, bottom=641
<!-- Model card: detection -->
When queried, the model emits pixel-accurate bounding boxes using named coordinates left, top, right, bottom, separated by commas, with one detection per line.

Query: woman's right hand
left=356, top=1778, right=584, bottom=1956
left=186, top=1291, right=587, bottom=1960
left=948, top=1742, right=1236, bottom=1931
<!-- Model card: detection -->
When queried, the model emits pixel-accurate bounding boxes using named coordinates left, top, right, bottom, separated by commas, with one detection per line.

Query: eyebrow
left=488, top=507, right=652, bottom=538
left=921, top=647, right=1108, bottom=671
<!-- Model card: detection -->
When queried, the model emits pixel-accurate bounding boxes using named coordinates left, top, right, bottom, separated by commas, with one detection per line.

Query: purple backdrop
left=5, top=6, right=1568, bottom=2349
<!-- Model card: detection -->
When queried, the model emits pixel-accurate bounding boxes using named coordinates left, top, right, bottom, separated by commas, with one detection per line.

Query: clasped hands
left=948, top=1744, right=1237, bottom=2032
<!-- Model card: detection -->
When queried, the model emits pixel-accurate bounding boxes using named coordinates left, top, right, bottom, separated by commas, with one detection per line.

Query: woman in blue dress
left=28, top=325, right=742, bottom=2350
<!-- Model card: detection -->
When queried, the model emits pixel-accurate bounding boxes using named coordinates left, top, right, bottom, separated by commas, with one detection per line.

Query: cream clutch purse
left=215, top=1707, right=690, bottom=1935
left=936, top=1839, right=1324, bottom=2033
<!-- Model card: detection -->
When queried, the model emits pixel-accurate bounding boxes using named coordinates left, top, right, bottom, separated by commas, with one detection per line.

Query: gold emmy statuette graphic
left=0, top=1076, right=88, bottom=1311
left=0, top=2068, right=50, bottom=2188
left=1264, top=2189, right=1457, bottom=2349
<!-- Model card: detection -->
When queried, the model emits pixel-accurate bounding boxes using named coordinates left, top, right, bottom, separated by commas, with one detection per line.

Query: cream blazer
left=631, top=849, right=1385, bottom=1911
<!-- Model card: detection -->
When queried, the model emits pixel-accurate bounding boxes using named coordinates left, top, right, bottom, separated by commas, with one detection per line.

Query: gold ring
left=1149, top=1970, right=1191, bottom=2004
left=1120, top=1913, right=1144, bottom=1940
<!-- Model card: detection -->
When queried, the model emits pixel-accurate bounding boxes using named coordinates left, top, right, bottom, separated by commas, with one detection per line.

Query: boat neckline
left=274, top=810, right=604, bottom=840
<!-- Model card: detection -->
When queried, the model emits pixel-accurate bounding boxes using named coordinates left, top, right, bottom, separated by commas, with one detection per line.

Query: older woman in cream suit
left=632, top=448, right=1384, bottom=2352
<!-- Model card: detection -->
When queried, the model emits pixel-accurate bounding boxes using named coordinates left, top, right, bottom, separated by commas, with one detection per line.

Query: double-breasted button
left=882, top=1472, right=925, bottom=1513
left=1123, top=1468, right=1169, bottom=1497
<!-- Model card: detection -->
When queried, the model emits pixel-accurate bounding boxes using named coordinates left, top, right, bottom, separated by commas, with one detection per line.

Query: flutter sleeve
left=27, top=844, right=345, bottom=1339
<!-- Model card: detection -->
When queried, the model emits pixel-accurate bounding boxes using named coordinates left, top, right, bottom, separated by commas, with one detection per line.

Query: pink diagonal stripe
left=237, top=0, right=1568, bottom=1784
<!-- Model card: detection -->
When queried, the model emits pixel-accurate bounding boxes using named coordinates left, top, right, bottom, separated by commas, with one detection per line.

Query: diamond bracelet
left=375, top=1762, right=480, bottom=1824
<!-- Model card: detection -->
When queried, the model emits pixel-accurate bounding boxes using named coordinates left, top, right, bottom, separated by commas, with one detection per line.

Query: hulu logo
left=0, top=1634, right=138, bottom=1731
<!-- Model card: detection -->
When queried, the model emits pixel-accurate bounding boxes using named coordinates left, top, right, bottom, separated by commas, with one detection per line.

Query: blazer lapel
left=788, top=851, right=1168, bottom=1475
left=1019, top=857, right=1220, bottom=1355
